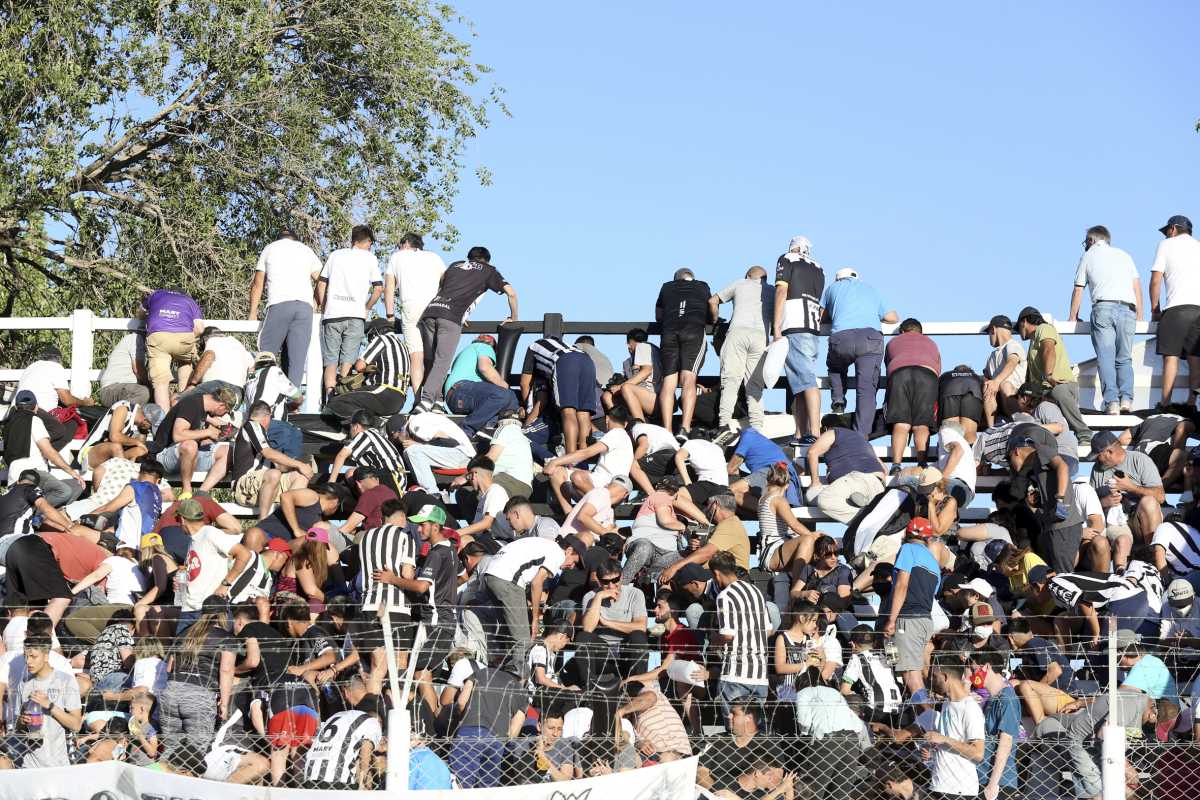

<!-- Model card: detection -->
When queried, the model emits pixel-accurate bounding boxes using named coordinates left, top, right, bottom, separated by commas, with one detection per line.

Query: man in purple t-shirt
left=141, top=288, right=203, bottom=409
left=883, top=318, right=942, bottom=473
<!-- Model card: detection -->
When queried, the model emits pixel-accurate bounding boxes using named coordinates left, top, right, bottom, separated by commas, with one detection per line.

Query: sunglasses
left=598, top=576, right=621, bottom=585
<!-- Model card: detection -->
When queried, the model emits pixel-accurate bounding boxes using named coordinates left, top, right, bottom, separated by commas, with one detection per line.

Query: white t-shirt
left=1074, top=241, right=1139, bottom=305
left=631, top=422, right=679, bottom=455
left=255, top=238, right=322, bottom=307
left=983, top=339, right=1026, bottom=388
left=1151, top=233, right=1200, bottom=310
left=491, top=423, right=534, bottom=486
left=936, top=427, right=976, bottom=491
left=16, top=361, right=69, bottom=411
left=2, top=617, right=61, bottom=654
left=477, top=483, right=514, bottom=539
left=131, top=656, right=168, bottom=695
left=622, top=342, right=662, bottom=391
left=406, top=412, right=474, bottom=458
left=182, top=526, right=243, bottom=612
left=387, top=249, right=447, bottom=318
left=683, top=439, right=728, bottom=485
left=201, top=336, right=255, bottom=387
left=930, top=696, right=985, bottom=795
left=593, top=428, right=634, bottom=485
left=484, top=537, right=566, bottom=587
left=320, top=247, right=383, bottom=320
left=1072, top=475, right=1103, bottom=523
left=99, top=333, right=142, bottom=387
left=103, top=556, right=149, bottom=605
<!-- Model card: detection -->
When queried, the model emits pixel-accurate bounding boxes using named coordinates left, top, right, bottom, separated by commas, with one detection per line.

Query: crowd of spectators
left=0, top=219, right=1198, bottom=797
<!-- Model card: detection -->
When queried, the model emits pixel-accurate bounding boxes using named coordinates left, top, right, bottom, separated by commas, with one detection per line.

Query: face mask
left=111, top=743, right=127, bottom=761
left=970, top=666, right=988, bottom=690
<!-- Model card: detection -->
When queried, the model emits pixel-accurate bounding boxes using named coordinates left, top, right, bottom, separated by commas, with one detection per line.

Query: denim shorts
left=157, top=441, right=226, bottom=474
left=321, top=317, right=365, bottom=367
left=784, top=332, right=819, bottom=392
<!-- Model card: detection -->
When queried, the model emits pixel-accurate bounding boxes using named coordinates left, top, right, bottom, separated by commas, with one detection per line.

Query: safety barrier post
left=304, top=311, right=323, bottom=413
left=69, top=308, right=96, bottom=399
left=1101, top=615, right=1125, bottom=800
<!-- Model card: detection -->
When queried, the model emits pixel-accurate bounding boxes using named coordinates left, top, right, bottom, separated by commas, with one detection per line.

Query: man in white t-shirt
left=457, top=456, right=515, bottom=542
left=16, top=346, right=95, bottom=413
left=980, top=315, right=1026, bottom=427
left=176, top=499, right=253, bottom=626
left=1068, top=225, right=1143, bottom=415
left=1149, top=214, right=1200, bottom=405
left=384, top=232, right=447, bottom=398
left=674, top=437, right=729, bottom=486
left=183, top=328, right=255, bottom=401
left=249, top=228, right=323, bottom=387
left=560, top=478, right=631, bottom=538
left=394, top=411, right=474, bottom=492
left=317, top=225, right=384, bottom=400
left=627, top=420, right=680, bottom=495
left=935, top=420, right=977, bottom=524
left=926, top=657, right=985, bottom=798
left=545, top=406, right=634, bottom=505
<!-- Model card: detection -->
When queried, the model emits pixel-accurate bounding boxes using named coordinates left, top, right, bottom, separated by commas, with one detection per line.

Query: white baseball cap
left=834, top=268, right=859, bottom=281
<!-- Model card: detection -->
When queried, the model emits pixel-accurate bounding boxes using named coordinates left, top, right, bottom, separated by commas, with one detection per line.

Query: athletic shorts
left=659, top=328, right=706, bottom=375
left=413, top=622, right=454, bottom=672
left=1156, top=304, right=1200, bottom=357
left=939, top=393, right=983, bottom=425
left=146, top=332, right=197, bottom=385
left=268, top=683, right=320, bottom=748
left=351, top=614, right=415, bottom=655
left=892, top=616, right=936, bottom=672
left=682, top=479, right=725, bottom=509
left=4, top=536, right=72, bottom=606
left=156, top=441, right=227, bottom=475
left=321, top=318, right=365, bottom=367
left=204, top=745, right=249, bottom=781
left=884, top=366, right=939, bottom=428
left=552, top=351, right=598, bottom=412
left=638, top=450, right=676, bottom=482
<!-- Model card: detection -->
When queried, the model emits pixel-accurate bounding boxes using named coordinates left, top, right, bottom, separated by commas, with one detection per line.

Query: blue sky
left=432, top=1, right=1198, bottom=381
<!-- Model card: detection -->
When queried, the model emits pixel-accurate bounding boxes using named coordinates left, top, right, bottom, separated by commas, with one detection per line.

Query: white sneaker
left=1119, top=400, right=1133, bottom=413
left=1105, top=402, right=1120, bottom=415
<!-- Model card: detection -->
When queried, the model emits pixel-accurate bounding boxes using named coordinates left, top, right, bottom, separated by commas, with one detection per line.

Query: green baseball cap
left=410, top=504, right=447, bottom=525
left=177, top=499, right=206, bottom=521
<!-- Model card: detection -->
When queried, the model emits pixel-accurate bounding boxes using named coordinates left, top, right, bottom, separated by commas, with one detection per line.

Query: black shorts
left=683, top=479, right=724, bottom=508
left=1143, top=442, right=1173, bottom=477
left=638, top=450, right=676, bottom=482
left=659, top=328, right=706, bottom=375
left=351, top=613, right=414, bottom=654
left=884, top=367, right=938, bottom=428
left=939, top=393, right=983, bottom=425
left=4, top=536, right=71, bottom=606
left=413, top=622, right=454, bottom=672
left=1156, top=304, right=1200, bottom=357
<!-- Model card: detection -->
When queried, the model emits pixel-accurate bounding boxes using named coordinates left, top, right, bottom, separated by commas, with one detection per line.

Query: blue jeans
left=1090, top=301, right=1135, bottom=405
left=447, top=380, right=518, bottom=435
left=449, top=726, right=504, bottom=788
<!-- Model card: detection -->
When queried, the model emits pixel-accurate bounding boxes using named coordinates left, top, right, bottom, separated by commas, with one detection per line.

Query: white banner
left=0, top=756, right=697, bottom=800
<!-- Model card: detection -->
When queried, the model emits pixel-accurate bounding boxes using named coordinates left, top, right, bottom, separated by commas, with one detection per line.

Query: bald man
left=710, top=266, right=773, bottom=437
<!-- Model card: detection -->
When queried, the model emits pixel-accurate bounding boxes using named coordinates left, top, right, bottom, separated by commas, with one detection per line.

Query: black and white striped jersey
left=244, top=365, right=301, bottom=419
left=79, top=400, right=139, bottom=456
left=347, top=428, right=405, bottom=483
left=229, top=553, right=273, bottom=602
left=1152, top=521, right=1200, bottom=575
left=361, top=333, right=410, bottom=390
left=841, top=650, right=903, bottom=713
left=358, top=524, right=417, bottom=614
left=1048, top=560, right=1163, bottom=612
left=715, top=579, right=771, bottom=686
left=302, top=710, right=382, bottom=786
left=231, top=420, right=271, bottom=481
left=520, top=338, right=579, bottom=381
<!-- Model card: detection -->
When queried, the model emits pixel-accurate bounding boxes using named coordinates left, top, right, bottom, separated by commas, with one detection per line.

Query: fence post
left=1100, top=616, right=1125, bottom=800
left=69, top=309, right=95, bottom=399
left=304, top=311, right=323, bottom=413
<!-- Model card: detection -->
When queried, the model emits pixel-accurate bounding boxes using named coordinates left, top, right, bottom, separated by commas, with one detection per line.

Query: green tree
left=0, top=0, right=500, bottom=360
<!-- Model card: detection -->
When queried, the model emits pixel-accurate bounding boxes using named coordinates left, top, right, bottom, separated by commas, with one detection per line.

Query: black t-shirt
left=294, top=624, right=336, bottom=668
left=172, top=629, right=238, bottom=689
left=775, top=253, right=825, bottom=336
left=939, top=368, right=983, bottom=399
left=700, top=735, right=786, bottom=791
left=655, top=279, right=712, bottom=334
left=152, top=393, right=207, bottom=452
left=414, top=541, right=459, bottom=625
left=0, top=484, right=41, bottom=538
left=420, top=260, right=508, bottom=324
left=240, top=621, right=291, bottom=687
left=402, top=489, right=453, bottom=521
left=1015, top=636, right=1075, bottom=691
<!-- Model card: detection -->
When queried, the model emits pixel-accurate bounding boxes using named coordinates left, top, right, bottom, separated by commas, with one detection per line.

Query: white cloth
left=593, top=429, right=634, bottom=485
left=102, top=556, right=148, bottom=605
left=181, top=526, right=243, bottom=612
left=716, top=278, right=771, bottom=334
left=622, top=342, right=662, bottom=392
left=1074, top=241, right=1139, bottom=304
left=200, top=336, right=254, bottom=387
left=255, top=238, right=322, bottom=307
left=936, top=426, right=976, bottom=491
left=2, top=617, right=61, bottom=654
left=930, top=696, right=985, bottom=796
left=682, top=439, right=728, bottom=485
left=1151, top=233, right=1200, bottom=310
left=631, top=422, right=678, bottom=454
left=387, top=248, right=447, bottom=317
left=99, top=334, right=142, bottom=387
left=320, top=247, right=383, bottom=320
left=794, top=685, right=868, bottom=743
left=476, top=483, right=514, bottom=539
left=16, top=361, right=69, bottom=411
left=131, top=656, right=168, bottom=695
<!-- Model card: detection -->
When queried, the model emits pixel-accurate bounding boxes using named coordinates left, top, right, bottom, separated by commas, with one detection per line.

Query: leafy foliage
left=0, top=0, right=500, bottom=361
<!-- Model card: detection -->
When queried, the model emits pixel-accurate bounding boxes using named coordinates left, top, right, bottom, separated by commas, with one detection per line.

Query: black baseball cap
left=675, top=563, right=712, bottom=584
left=1159, top=215, right=1193, bottom=235
left=981, top=314, right=1013, bottom=333
left=1089, top=430, right=1119, bottom=456
left=13, top=390, right=36, bottom=407
left=1027, top=565, right=1050, bottom=585
left=1015, top=306, right=1041, bottom=324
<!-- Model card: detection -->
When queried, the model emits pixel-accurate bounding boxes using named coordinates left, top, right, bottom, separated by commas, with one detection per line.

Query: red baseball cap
left=906, top=517, right=935, bottom=539
left=474, top=334, right=496, bottom=346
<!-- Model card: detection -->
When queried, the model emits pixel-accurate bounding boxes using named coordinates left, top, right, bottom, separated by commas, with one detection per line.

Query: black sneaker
left=712, top=426, right=740, bottom=447
left=433, top=401, right=451, bottom=415
left=675, top=427, right=692, bottom=444
left=830, top=401, right=846, bottom=415
left=412, top=399, right=433, bottom=413
left=798, top=434, right=817, bottom=446
left=889, top=464, right=902, bottom=476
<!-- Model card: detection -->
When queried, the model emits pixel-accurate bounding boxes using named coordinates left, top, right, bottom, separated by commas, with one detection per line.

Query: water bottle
left=173, top=566, right=188, bottom=599
left=21, top=700, right=43, bottom=740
